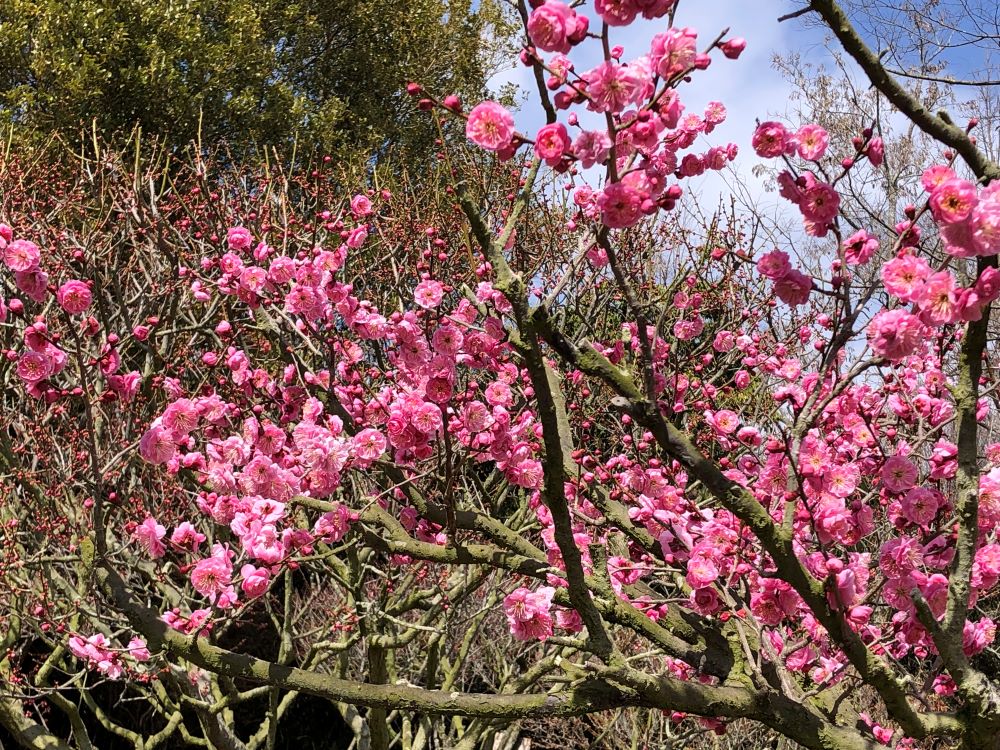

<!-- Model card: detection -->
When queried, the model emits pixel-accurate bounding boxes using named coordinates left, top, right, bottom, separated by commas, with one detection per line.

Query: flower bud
left=721, top=37, right=746, bottom=59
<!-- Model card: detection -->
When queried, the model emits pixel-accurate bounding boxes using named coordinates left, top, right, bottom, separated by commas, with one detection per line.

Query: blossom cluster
left=67, top=633, right=149, bottom=680
left=455, top=0, right=743, bottom=232
left=751, top=120, right=882, bottom=238
left=1, top=224, right=142, bottom=402
left=129, top=211, right=571, bottom=629
left=448, top=0, right=1000, bottom=719
left=15, top=1, right=999, bottom=742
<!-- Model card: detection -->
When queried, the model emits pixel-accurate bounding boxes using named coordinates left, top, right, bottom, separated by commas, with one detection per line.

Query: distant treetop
left=0, top=0, right=513, bottom=164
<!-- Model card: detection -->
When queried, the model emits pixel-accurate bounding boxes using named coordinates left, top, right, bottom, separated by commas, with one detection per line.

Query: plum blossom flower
left=128, top=637, right=151, bottom=662
left=56, top=280, right=92, bottom=314
left=598, top=182, right=643, bottom=229
left=964, top=618, right=997, bottom=656
left=353, top=429, right=387, bottom=463
left=240, top=564, right=271, bottom=598
left=508, top=458, right=544, bottom=489
left=773, top=270, right=812, bottom=306
left=313, top=503, right=357, bottom=543
left=707, top=409, right=739, bottom=434
left=16, top=351, right=53, bottom=383
left=484, top=380, right=512, bottom=407
left=842, top=229, right=879, bottom=265
left=712, top=330, right=736, bottom=352
left=752, top=121, right=790, bottom=158
left=350, top=194, right=373, bottom=218
left=414, top=279, right=444, bottom=308
left=68, top=634, right=124, bottom=679
left=756, top=250, right=792, bottom=280
left=879, top=537, right=922, bottom=580
left=170, top=521, right=206, bottom=551
left=190, top=548, right=234, bottom=601
left=799, top=182, right=840, bottom=224
left=865, top=137, right=884, bottom=167
left=882, top=254, right=931, bottom=301
left=583, top=60, right=645, bottom=113
left=432, top=324, right=463, bottom=355
left=881, top=456, right=918, bottom=494
left=686, top=552, right=718, bottom=589
left=970, top=191, right=1000, bottom=254
left=227, top=227, right=253, bottom=251
left=134, top=517, right=167, bottom=559
left=930, top=179, right=977, bottom=224
left=915, top=271, right=960, bottom=326
left=139, top=423, right=177, bottom=465
left=795, top=124, right=829, bottom=160
left=108, top=371, right=141, bottom=402
left=4, top=239, right=40, bottom=272
left=703, top=101, right=727, bottom=129
left=900, top=487, right=940, bottom=526
left=649, top=27, right=697, bottom=79
left=527, top=1, right=577, bottom=53
left=976, top=266, right=1000, bottom=305
left=673, top=317, right=703, bottom=340
left=466, top=101, right=516, bottom=152
left=867, top=309, right=925, bottom=361
left=530, top=121, right=570, bottom=170
left=572, top=130, right=612, bottom=169
left=594, top=0, right=637, bottom=25
left=922, top=165, right=956, bottom=193
left=239, top=266, right=267, bottom=292
left=503, top=586, right=555, bottom=641
left=823, top=464, right=859, bottom=498
left=347, top=226, right=368, bottom=249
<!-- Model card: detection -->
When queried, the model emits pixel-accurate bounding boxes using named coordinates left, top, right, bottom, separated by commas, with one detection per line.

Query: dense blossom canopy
left=5, top=1, right=1000, bottom=749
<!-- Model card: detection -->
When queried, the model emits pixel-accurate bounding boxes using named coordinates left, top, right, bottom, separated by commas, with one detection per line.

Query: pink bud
left=554, top=91, right=574, bottom=110
left=721, top=37, right=746, bottom=59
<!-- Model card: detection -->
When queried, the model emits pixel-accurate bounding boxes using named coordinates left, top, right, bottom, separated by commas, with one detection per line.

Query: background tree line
left=0, top=0, right=514, bottom=168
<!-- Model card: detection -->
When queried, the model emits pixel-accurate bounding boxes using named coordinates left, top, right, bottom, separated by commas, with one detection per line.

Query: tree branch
left=808, top=0, right=1000, bottom=183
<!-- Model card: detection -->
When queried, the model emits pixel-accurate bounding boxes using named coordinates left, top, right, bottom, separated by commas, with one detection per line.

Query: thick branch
left=96, top=558, right=627, bottom=719
left=524, top=310, right=944, bottom=737
left=457, top=165, right=615, bottom=659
